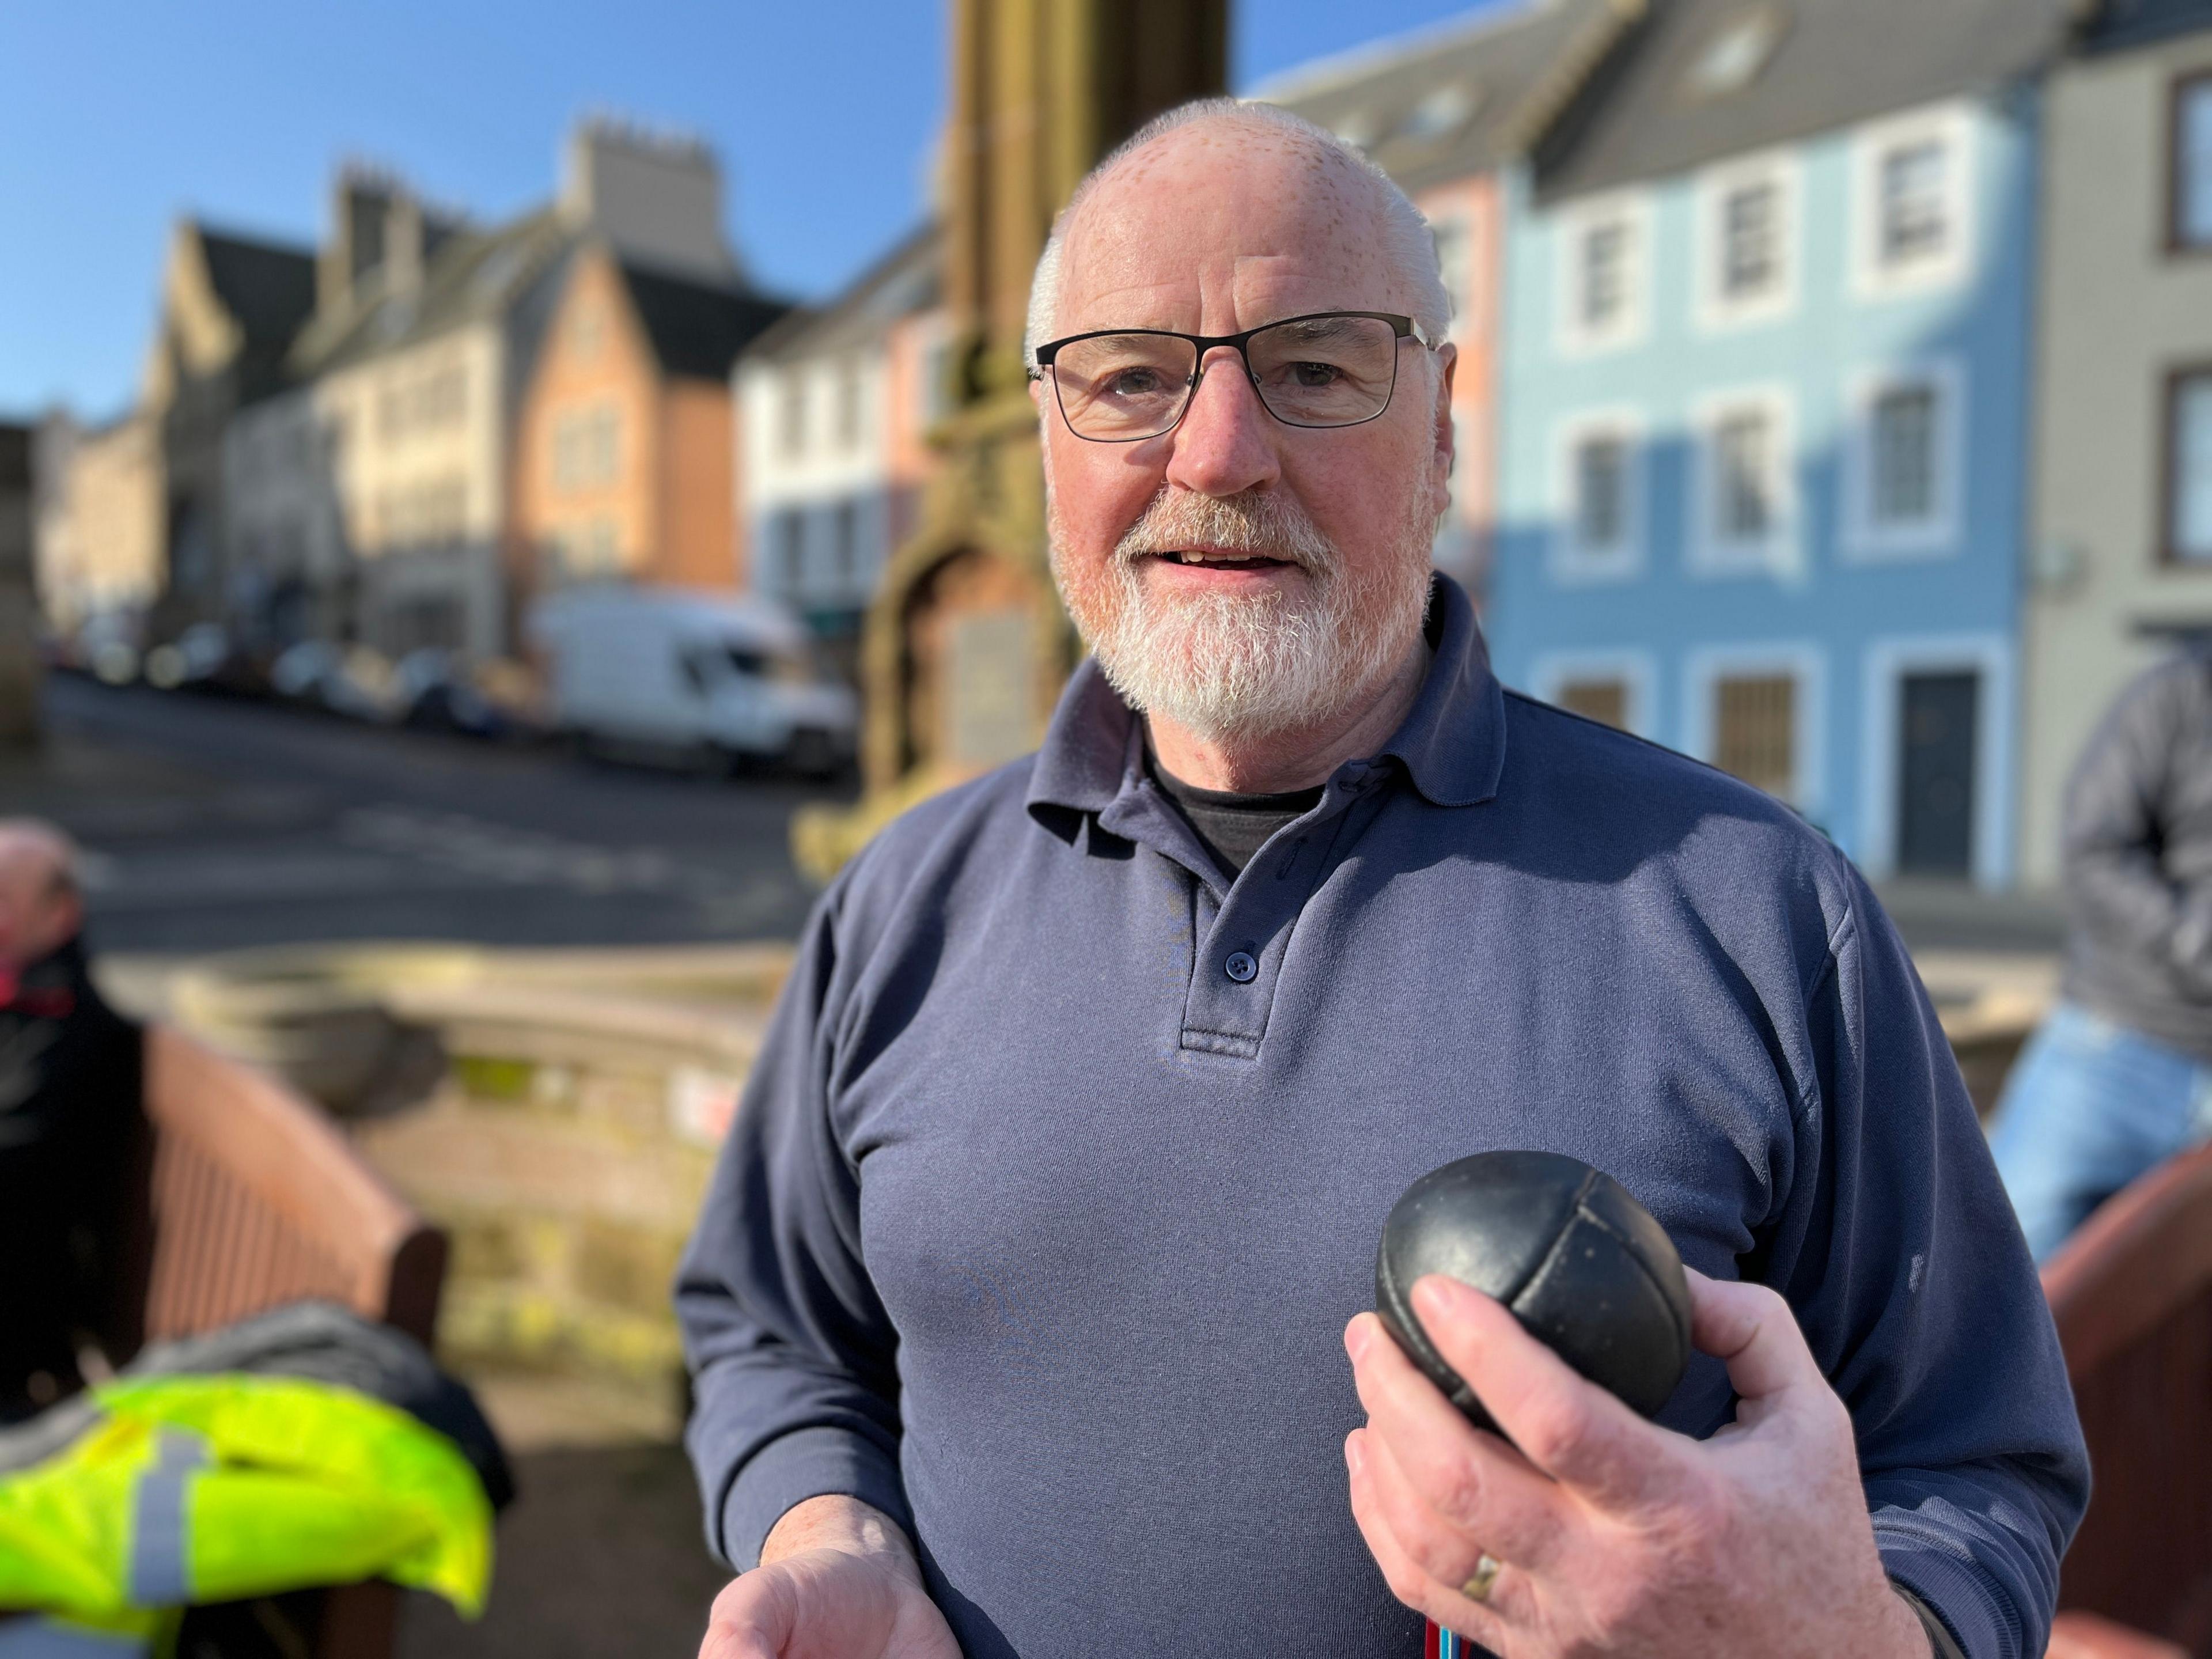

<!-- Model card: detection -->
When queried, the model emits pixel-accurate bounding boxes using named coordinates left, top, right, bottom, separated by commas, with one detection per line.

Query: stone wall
left=157, top=943, right=787, bottom=1397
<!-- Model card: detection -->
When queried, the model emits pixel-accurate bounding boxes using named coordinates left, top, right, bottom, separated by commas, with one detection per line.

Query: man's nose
left=1163, top=347, right=1281, bottom=499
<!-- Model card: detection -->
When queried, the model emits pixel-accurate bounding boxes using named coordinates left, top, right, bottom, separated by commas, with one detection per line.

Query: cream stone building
left=224, top=119, right=748, bottom=658
left=2021, top=5, right=2212, bottom=887
left=38, top=410, right=163, bottom=637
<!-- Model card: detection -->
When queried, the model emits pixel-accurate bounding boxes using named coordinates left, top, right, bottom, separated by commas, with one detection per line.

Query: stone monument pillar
left=794, top=0, right=1226, bottom=878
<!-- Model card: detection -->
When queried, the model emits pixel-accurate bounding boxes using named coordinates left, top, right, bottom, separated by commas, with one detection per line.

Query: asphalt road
left=7, top=675, right=850, bottom=954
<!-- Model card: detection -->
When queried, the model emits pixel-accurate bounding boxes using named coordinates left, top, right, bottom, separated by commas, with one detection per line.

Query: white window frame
left=1850, top=103, right=1976, bottom=301
left=1548, top=407, right=1646, bottom=584
left=1693, top=149, right=1801, bottom=332
left=1554, top=191, right=1653, bottom=358
left=1840, top=357, right=1966, bottom=561
left=1687, top=385, right=1797, bottom=578
left=1683, top=641, right=1827, bottom=816
left=1528, top=648, right=1658, bottom=738
left=1856, top=632, right=2014, bottom=887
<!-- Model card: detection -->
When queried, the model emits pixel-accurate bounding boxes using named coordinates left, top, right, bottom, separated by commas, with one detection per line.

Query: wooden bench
left=106, top=1025, right=452, bottom=1659
left=2041, top=1139, right=2212, bottom=1658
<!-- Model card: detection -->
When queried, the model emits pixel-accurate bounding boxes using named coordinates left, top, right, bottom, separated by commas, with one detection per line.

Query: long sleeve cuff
left=1878, top=1530, right=2019, bottom=1659
left=717, top=1425, right=914, bottom=1571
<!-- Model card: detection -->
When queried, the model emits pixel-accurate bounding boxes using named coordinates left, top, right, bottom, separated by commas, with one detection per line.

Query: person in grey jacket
left=1990, top=653, right=2212, bottom=1260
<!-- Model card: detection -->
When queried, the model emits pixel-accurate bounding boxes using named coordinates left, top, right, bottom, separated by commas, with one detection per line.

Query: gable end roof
left=193, top=225, right=317, bottom=348
left=617, top=260, right=791, bottom=380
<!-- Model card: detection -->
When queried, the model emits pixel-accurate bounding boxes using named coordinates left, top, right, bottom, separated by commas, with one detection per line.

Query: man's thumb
left=1687, top=1269, right=1826, bottom=1408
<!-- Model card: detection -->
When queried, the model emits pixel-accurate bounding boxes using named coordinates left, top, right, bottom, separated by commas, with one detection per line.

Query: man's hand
left=1344, top=1269, right=1933, bottom=1658
left=699, top=1495, right=960, bottom=1659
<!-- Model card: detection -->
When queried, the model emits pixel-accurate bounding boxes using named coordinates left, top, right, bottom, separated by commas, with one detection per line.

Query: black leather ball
left=1374, top=1150, right=1693, bottom=1435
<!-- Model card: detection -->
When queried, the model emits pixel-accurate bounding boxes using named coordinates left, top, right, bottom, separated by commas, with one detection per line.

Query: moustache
left=1112, top=488, right=1340, bottom=577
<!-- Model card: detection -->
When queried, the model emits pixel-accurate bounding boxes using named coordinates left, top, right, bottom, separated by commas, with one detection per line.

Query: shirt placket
left=1174, top=763, right=1394, bottom=1060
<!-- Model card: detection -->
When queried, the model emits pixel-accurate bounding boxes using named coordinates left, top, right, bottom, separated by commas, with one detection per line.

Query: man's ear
left=1431, top=342, right=1459, bottom=483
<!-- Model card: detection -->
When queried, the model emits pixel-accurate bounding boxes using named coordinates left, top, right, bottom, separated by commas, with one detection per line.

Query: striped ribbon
left=1426, top=1619, right=1476, bottom=1658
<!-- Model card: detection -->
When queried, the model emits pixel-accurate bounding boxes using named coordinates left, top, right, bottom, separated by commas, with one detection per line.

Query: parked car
left=270, top=639, right=346, bottom=704
left=270, top=640, right=401, bottom=721
left=528, top=586, right=857, bottom=775
left=143, top=623, right=234, bottom=691
left=73, top=612, right=143, bottom=686
left=392, top=649, right=507, bottom=738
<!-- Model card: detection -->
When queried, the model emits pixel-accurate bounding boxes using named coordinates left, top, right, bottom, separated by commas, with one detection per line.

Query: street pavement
left=5, top=674, right=2063, bottom=959
left=5, top=674, right=849, bottom=955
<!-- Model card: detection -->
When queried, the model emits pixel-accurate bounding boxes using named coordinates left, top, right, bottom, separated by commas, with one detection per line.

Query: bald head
left=1027, top=99, right=1450, bottom=365
left=0, top=820, right=83, bottom=971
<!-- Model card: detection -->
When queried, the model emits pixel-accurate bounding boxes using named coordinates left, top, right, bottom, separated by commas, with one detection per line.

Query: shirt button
left=1224, top=951, right=1257, bottom=983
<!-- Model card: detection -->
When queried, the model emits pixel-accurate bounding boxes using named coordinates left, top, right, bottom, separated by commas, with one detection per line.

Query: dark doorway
left=1897, top=670, right=1979, bottom=877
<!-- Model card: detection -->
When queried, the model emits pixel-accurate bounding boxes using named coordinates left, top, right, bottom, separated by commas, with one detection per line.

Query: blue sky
left=0, top=0, right=1505, bottom=420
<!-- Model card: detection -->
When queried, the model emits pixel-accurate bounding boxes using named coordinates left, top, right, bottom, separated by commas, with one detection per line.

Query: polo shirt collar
left=1025, top=572, right=1506, bottom=821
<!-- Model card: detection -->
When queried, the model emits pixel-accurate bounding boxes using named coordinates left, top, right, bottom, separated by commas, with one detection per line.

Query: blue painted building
left=1490, top=0, right=2073, bottom=886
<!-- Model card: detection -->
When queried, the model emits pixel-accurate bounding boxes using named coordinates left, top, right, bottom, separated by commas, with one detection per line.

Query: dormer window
left=1400, top=82, right=1480, bottom=145
left=1683, top=6, right=1786, bottom=101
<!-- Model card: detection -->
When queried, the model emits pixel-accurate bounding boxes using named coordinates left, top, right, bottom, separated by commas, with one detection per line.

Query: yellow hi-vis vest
left=0, top=1374, right=492, bottom=1622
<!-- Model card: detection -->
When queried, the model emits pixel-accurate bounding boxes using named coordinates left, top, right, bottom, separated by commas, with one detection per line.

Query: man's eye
left=1105, top=367, right=1167, bottom=396
left=1288, top=361, right=1342, bottom=388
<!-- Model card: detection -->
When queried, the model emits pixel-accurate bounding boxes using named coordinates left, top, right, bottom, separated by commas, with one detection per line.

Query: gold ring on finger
left=1461, top=1552, right=1502, bottom=1605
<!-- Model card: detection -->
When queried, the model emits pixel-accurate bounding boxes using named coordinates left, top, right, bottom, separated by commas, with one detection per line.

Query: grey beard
left=1049, top=483, right=1436, bottom=745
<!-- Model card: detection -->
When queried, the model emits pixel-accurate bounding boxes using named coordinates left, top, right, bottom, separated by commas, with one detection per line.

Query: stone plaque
left=946, top=608, right=1036, bottom=768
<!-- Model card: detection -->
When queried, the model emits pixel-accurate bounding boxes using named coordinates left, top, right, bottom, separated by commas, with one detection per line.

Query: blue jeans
left=1988, top=1001, right=2212, bottom=1263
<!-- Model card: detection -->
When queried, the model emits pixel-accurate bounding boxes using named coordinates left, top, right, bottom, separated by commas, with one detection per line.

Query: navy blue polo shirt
left=676, top=575, right=2086, bottom=1659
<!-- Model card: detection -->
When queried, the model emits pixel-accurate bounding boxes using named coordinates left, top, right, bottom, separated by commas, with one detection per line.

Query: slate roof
left=744, top=222, right=940, bottom=365
left=2082, top=0, right=2212, bottom=52
left=187, top=224, right=317, bottom=403
left=291, top=208, right=574, bottom=377
left=1253, top=0, right=1639, bottom=192
left=617, top=260, right=790, bottom=381
left=1535, top=0, right=2082, bottom=202
left=195, top=227, right=316, bottom=348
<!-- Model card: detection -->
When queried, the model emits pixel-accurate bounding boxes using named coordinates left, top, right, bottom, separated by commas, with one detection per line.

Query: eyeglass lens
left=1051, top=315, right=1402, bottom=441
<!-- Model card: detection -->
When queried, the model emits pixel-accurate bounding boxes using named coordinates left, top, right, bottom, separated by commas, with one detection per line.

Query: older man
left=0, top=819, right=140, bottom=1418
left=678, top=102, right=2085, bottom=1659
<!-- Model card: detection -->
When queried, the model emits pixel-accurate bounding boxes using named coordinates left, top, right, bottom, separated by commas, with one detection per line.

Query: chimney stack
left=559, top=115, right=738, bottom=282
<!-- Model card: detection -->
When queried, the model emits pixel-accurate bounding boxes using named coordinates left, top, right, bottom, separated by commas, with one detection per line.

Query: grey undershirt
left=1147, top=751, right=1324, bottom=878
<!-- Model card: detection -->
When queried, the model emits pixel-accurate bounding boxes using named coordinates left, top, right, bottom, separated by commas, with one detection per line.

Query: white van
left=529, top=585, right=858, bottom=775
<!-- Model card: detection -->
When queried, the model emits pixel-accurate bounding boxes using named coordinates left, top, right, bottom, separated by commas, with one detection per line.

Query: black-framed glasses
left=1029, top=310, right=1437, bottom=443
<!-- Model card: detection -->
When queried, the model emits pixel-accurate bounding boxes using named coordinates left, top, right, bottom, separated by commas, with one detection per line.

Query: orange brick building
left=513, top=244, right=784, bottom=611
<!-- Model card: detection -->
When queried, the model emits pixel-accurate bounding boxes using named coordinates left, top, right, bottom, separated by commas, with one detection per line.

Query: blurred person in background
left=1991, top=655, right=2212, bottom=1262
left=680, top=100, right=2081, bottom=1659
left=0, top=817, right=141, bottom=1419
